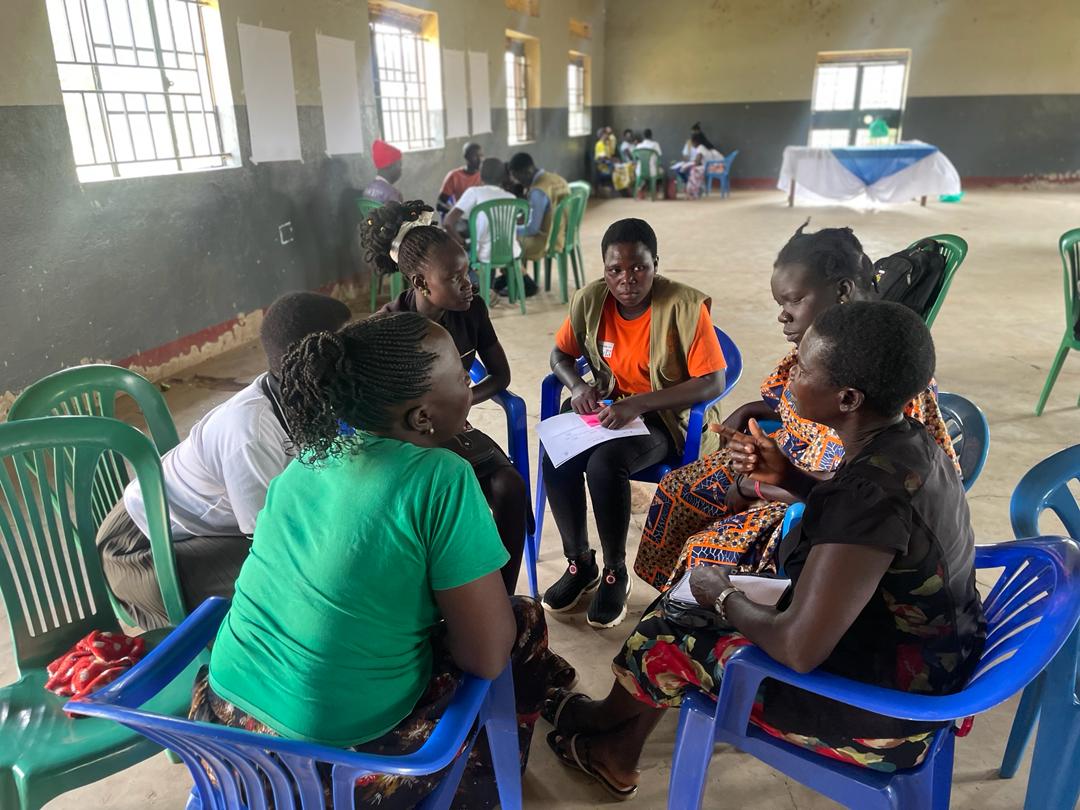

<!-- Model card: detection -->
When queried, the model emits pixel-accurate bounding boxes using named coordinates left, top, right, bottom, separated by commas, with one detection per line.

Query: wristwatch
left=713, top=586, right=740, bottom=624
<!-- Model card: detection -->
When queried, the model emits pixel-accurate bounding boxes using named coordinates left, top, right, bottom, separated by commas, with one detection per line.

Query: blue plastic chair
left=667, top=535, right=1080, bottom=810
left=704, top=149, right=739, bottom=198
left=469, top=357, right=532, bottom=519
left=66, top=597, right=523, bottom=810
left=528, top=327, right=744, bottom=597
left=999, top=445, right=1080, bottom=809
left=937, top=392, right=989, bottom=491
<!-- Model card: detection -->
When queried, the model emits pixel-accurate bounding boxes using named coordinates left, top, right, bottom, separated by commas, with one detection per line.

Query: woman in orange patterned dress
left=634, top=224, right=958, bottom=590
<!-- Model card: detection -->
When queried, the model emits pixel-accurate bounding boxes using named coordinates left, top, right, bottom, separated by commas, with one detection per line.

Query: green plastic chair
left=908, top=233, right=968, bottom=328
left=1036, top=228, right=1080, bottom=416
left=567, top=184, right=589, bottom=277
left=0, top=416, right=199, bottom=810
left=468, top=198, right=530, bottom=315
left=8, top=365, right=180, bottom=529
left=632, top=147, right=663, bottom=201
left=533, top=194, right=585, bottom=304
left=358, top=198, right=403, bottom=311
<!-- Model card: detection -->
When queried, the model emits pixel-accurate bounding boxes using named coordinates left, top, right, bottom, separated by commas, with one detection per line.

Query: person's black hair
left=643, top=128, right=653, bottom=139
left=508, top=152, right=535, bottom=174
left=690, top=122, right=701, bottom=132
left=601, top=218, right=658, bottom=260
left=623, top=128, right=633, bottom=138
left=360, top=199, right=453, bottom=280
left=690, top=131, right=718, bottom=150
left=480, top=157, right=507, bottom=185
left=279, top=312, right=438, bottom=463
left=462, top=141, right=481, bottom=159
left=811, top=301, right=935, bottom=416
left=774, top=221, right=875, bottom=291
left=260, top=292, right=352, bottom=378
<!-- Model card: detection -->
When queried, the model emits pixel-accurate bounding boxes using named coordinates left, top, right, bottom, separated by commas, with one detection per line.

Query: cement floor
left=22, top=187, right=1080, bottom=808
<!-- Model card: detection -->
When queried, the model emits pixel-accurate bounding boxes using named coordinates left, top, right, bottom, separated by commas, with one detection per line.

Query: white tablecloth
left=778, top=142, right=962, bottom=204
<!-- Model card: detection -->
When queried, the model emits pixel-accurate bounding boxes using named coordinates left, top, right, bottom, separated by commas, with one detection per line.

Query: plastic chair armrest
left=682, top=393, right=726, bottom=465
left=720, top=644, right=983, bottom=726
left=72, top=597, right=229, bottom=709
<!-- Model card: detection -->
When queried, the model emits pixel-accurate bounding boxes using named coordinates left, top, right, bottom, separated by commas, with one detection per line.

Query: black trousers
left=542, top=410, right=674, bottom=569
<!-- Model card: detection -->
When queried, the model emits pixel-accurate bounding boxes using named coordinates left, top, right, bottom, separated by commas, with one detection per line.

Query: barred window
left=369, top=5, right=443, bottom=152
left=505, top=38, right=530, bottom=144
left=44, top=0, right=239, bottom=182
left=567, top=52, right=590, bottom=137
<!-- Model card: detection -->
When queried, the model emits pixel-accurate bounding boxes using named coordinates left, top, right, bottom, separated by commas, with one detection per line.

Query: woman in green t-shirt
left=189, top=311, right=571, bottom=809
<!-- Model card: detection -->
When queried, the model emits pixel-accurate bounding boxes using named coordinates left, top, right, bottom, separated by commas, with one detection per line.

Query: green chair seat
left=0, top=633, right=205, bottom=810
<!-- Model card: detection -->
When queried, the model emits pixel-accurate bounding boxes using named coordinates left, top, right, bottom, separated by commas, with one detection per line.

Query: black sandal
left=546, top=730, right=639, bottom=801
left=542, top=688, right=587, bottom=728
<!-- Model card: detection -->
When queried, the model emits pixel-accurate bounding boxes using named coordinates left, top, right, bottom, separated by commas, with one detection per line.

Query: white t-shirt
left=124, top=374, right=291, bottom=539
left=694, top=145, right=725, bottom=167
left=453, top=185, right=523, bottom=263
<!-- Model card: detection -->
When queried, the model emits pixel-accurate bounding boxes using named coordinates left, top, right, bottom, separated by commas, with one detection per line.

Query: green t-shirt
left=207, top=434, right=509, bottom=747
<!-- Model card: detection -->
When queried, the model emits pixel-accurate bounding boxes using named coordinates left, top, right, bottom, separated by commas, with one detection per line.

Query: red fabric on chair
left=45, top=630, right=146, bottom=699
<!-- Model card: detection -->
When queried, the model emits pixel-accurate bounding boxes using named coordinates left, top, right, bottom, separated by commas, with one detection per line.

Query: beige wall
left=604, top=0, right=1080, bottom=105
left=2, top=0, right=606, bottom=112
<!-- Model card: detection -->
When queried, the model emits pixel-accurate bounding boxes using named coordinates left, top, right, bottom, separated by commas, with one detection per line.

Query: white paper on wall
left=442, top=49, right=469, bottom=139
left=237, top=24, right=302, bottom=163
left=467, top=50, right=491, bottom=134
left=316, top=34, right=365, bottom=156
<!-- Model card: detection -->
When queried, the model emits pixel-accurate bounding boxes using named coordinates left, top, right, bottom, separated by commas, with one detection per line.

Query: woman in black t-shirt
left=541, top=301, right=985, bottom=799
left=362, top=200, right=527, bottom=593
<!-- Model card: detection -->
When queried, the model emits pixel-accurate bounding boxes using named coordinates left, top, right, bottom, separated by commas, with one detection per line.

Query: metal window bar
left=506, top=47, right=529, bottom=144
left=369, top=18, right=435, bottom=151
left=49, top=0, right=230, bottom=178
left=568, top=59, right=587, bottom=136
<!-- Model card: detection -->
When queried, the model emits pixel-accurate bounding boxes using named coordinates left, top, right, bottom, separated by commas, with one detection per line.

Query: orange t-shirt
left=555, top=298, right=726, bottom=395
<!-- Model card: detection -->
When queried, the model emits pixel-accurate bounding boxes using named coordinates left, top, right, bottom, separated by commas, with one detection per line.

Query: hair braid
left=359, top=199, right=452, bottom=281
left=279, top=312, right=438, bottom=463
left=774, top=220, right=875, bottom=290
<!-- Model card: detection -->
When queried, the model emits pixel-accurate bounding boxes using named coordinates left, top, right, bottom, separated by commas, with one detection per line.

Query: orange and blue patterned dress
left=633, top=348, right=959, bottom=589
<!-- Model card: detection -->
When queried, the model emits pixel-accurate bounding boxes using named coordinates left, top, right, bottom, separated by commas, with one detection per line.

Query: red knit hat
left=372, top=139, right=402, bottom=169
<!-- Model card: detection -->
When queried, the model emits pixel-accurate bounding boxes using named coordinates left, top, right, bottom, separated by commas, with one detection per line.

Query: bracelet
left=754, top=479, right=764, bottom=499
left=713, top=586, right=741, bottom=624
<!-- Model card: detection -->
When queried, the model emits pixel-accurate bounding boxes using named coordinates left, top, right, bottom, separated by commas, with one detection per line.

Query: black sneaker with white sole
left=587, top=566, right=631, bottom=629
left=542, top=551, right=601, bottom=613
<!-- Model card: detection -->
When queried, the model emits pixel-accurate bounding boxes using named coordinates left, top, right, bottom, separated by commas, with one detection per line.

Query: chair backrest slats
left=1060, top=228, right=1080, bottom=332
left=936, top=392, right=988, bottom=490
left=468, top=198, right=529, bottom=268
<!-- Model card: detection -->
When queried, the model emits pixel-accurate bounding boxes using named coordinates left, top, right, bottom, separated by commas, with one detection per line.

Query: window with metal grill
left=369, top=5, right=443, bottom=152
left=505, top=37, right=530, bottom=144
left=567, top=52, right=590, bottom=137
left=44, top=0, right=239, bottom=182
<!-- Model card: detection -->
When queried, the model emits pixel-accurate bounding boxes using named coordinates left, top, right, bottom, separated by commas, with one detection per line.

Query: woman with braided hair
left=189, top=312, right=571, bottom=808
left=634, top=223, right=959, bottom=591
left=363, top=198, right=528, bottom=594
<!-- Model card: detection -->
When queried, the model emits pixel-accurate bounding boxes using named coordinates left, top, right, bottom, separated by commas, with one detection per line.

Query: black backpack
left=872, top=239, right=948, bottom=319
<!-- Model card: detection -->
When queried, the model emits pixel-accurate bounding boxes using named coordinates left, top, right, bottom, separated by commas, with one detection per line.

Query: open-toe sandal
left=546, top=730, right=638, bottom=801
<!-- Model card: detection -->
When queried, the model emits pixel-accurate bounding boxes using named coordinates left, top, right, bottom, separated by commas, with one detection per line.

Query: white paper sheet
left=538, top=411, right=650, bottom=468
left=237, top=24, right=302, bottom=163
left=467, top=50, right=491, bottom=134
left=669, top=569, right=791, bottom=608
left=316, top=35, right=365, bottom=156
left=442, top=49, right=469, bottom=139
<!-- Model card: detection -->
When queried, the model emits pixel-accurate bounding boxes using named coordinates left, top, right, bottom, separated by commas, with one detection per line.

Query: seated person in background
left=634, top=128, right=662, bottom=179
left=593, top=127, right=616, bottom=186
left=360, top=139, right=404, bottom=204
left=542, top=218, right=727, bottom=629
left=443, top=158, right=523, bottom=268
left=671, top=121, right=703, bottom=180
left=618, top=128, right=636, bottom=163
left=366, top=200, right=528, bottom=592
left=635, top=225, right=958, bottom=591
left=509, top=152, right=571, bottom=265
left=191, top=312, right=573, bottom=809
left=436, top=141, right=483, bottom=217
left=544, top=302, right=985, bottom=798
left=96, top=292, right=352, bottom=629
left=685, top=132, right=725, bottom=198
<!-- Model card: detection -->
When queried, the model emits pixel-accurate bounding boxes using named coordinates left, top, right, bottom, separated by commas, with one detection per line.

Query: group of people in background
left=593, top=121, right=726, bottom=198
left=96, top=158, right=986, bottom=804
left=361, top=138, right=571, bottom=299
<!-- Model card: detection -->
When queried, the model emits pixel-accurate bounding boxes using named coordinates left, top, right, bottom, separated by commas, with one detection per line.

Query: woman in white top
left=95, top=292, right=352, bottom=629
left=686, top=132, right=725, bottom=198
